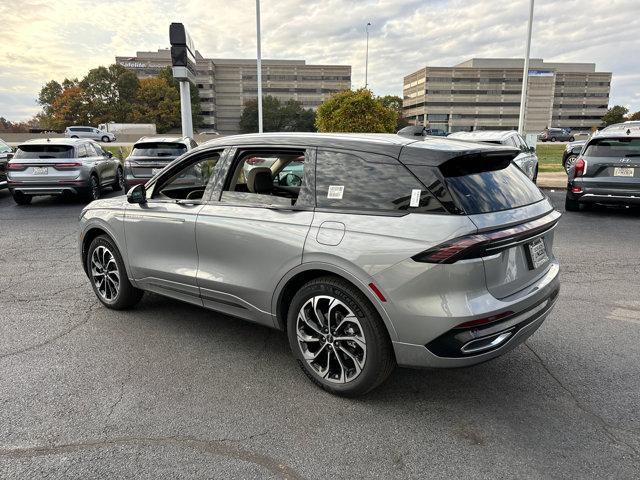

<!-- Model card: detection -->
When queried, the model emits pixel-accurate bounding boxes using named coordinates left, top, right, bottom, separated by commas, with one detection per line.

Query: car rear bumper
left=8, top=180, right=89, bottom=196
left=567, top=183, right=640, bottom=206
left=386, top=260, right=560, bottom=368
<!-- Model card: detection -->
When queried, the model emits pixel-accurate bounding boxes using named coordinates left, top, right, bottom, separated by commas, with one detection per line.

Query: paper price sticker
left=327, top=185, right=344, bottom=199
left=410, top=189, right=421, bottom=207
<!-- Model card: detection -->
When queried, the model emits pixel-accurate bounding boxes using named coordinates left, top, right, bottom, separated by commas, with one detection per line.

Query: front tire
left=12, top=191, right=32, bottom=205
left=569, top=136, right=575, bottom=142
left=86, top=235, right=143, bottom=309
left=287, top=276, right=395, bottom=397
left=532, top=165, right=539, bottom=183
left=565, top=196, right=580, bottom=212
left=550, top=137, right=557, bottom=142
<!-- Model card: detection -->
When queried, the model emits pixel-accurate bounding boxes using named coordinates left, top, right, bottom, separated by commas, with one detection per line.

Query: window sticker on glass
left=327, top=185, right=344, bottom=199
left=410, top=189, right=421, bottom=207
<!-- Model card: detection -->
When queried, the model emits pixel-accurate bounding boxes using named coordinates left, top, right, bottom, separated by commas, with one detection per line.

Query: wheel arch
left=271, top=262, right=398, bottom=341
left=80, top=221, right=126, bottom=276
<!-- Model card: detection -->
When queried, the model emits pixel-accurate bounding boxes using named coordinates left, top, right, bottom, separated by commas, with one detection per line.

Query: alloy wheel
left=296, top=295, right=367, bottom=384
left=117, top=169, right=125, bottom=190
left=90, top=245, right=120, bottom=301
left=91, top=176, right=100, bottom=200
left=565, top=155, right=577, bottom=173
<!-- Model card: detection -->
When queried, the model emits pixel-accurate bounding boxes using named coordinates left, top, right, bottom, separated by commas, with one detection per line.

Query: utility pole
left=518, top=0, right=534, bottom=135
left=365, top=22, right=371, bottom=88
left=256, top=0, right=263, bottom=133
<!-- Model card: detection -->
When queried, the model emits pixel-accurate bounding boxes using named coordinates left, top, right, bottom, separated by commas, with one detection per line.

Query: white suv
left=65, top=126, right=116, bottom=143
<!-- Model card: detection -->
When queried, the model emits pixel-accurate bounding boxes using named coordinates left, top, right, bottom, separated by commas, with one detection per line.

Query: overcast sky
left=1, top=0, right=639, bottom=121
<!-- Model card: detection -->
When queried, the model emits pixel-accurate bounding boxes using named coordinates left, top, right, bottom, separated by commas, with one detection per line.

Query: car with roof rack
left=565, top=124, right=640, bottom=211
left=79, top=132, right=560, bottom=396
left=6, top=138, right=123, bottom=205
left=123, top=136, right=197, bottom=191
left=447, top=130, right=539, bottom=182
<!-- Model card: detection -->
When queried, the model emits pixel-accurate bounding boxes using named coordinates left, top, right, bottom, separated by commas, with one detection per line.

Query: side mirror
left=105, top=151, right=113, bottom=158
left=529, top=146, right=536, bottom=153
left=127, top=184, right=147, bottom=204
left=6, top=152, right=13, bottom=160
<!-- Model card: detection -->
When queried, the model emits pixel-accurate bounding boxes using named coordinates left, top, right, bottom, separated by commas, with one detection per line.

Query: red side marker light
left=368, top=283, right=386, bottom=302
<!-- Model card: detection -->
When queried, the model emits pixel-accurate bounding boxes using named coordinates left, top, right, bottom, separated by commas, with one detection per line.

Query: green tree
left=159, top=67, right=203, bottom=131
left=239, top=95, right=316, bottom=133
left=378, top=94, right=408, bottom=130
left=80, top=64, right=140, bottom=124
left=316, top=89, right=397, bottom=133
left=131, top=77, right=181, bottom=133
left=602, top=105, right=629, bottom=126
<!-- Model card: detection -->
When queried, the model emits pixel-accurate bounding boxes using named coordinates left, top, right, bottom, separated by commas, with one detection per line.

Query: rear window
left=13, top=145, right=74, bottom=159
left=131, top=142, right=187, bottom=157
left=584, top=138, right=640, bottom=157
left=442, top=163, right=544, bottom=214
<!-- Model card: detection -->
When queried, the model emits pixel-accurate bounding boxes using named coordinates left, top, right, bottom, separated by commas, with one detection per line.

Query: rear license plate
left=32, top=167, right=48, bottom=175
left=614, top=167, right=634, bottom=177
left=527, top=237, right=548, bottom=270
left=152, top=168, right=163, bottom=175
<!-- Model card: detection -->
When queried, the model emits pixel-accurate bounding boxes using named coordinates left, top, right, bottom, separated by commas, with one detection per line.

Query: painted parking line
left=607, top=301, right=640, bottom=325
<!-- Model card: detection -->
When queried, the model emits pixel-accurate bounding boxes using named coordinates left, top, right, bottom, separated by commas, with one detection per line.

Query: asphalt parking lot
left=0, top=188, right=638, bottom=479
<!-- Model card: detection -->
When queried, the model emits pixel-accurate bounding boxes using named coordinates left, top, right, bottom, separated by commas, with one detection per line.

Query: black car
left=565, top=126, right=640, bottom=211
left=562, top=140, right=586, bottom=173
left=0, top=138, right=13, bottom=189
left=397, top=126, right=448, bottom=137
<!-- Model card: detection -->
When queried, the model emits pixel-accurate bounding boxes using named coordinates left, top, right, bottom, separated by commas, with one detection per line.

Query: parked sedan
left=538, top=128, right=575, bottom=142
left=565, top=125, right=640, bottom=211
left=6, top=138, right=123, bottom=205
left=79, top=132, right=560, bottom=396
left=123, top=137, right=196, bottom=191
left=0, top=138, right=12, bottom=189
left=562, top=140, right=586, bottom=173
left=447, top=130, right=539, bottom=182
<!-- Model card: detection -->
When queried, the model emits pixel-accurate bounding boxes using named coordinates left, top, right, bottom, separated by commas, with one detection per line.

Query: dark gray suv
left=79, top=133, right=560, bottom=396
left=123, top=137, right=196, bottom=191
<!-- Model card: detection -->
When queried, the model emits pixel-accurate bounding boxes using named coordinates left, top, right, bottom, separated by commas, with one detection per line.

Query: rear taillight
left=413, top=210, right=561, bottom=264
left=54, top=162, right=82, bottom=169
left=6, top=162, right=26, bottom=171
left=574, top=158, right=586, bottom=177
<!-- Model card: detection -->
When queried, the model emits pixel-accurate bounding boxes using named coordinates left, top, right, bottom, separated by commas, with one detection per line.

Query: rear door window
left=315, top=149, right=445, bottom=213
left=584, top=138, right=640, bottom=157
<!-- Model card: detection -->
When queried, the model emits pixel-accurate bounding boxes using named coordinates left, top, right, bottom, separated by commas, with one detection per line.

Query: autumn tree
left=602, top=105, right=629, bottom=126
left=316, top=89, right=397, bottom=133
left=131, top=77, right=182, bottom=133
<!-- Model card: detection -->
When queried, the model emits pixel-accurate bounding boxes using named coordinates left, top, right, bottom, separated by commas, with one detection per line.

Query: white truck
left=98, top=123, right=157, bottom=135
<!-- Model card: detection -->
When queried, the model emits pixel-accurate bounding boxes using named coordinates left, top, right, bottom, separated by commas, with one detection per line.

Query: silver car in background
left=65, top=126, right=116, bottom=143
left=7, top=138, right=123, bottom=205
left=79, top=133, right=560, bottom=396
left=448, top=130, right=539, bottom=182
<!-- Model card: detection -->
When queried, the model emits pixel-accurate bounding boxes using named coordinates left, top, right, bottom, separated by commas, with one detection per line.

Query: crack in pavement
left=525, top=342, right=640, bottom=459
left=0, top=436, right=304, bottom=479
left=0, top=302, right=101, bottom=361
left=101, top=366, right=134, bottom=439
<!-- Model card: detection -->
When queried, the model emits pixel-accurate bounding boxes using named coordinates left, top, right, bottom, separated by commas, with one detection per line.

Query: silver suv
left=124, top=137, right=196, bottom=191
left=79, top=133, right=560, bottom=396
left=7, top=138, right=123, bottom=204
left=65, top=126, right=116, bottom=143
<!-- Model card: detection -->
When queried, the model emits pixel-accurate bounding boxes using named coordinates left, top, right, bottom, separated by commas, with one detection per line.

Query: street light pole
left=365, top=22, right=371, bottom=88
left=256, top=0, right=263, bottom=133
left=518, top=0, right=534, bottom=135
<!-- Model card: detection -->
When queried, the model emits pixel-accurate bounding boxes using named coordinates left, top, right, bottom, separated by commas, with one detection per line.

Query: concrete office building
left=116, top=50, right=351, bottom=134
left=403, top=58, right=611, bottom=133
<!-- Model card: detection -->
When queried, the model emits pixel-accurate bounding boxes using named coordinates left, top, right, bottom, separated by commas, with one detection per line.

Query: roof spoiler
left=439, top=150, right=519, bottom=177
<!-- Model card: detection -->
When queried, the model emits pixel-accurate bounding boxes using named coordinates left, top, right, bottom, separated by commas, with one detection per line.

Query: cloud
left=1, top=0, right=639, bottom=121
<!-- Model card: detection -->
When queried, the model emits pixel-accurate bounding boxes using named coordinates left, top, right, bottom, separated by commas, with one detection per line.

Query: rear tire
left=287, top=276, right=395, bottom=397
left=102, top=136, right=110, bottom=143
left=551, top=137, right=557, bottom=142
left=565, top=196, right=580, bottom=212
left=569, top=136, right=575, bottom=142
left=112, top=168, right=124, bottom=191
left=71, top=135, right=79, bottom=139
left=86, top=235, right=144, bottom=309
left=84, top=174, right=101, bottom=201
left=564, top=155, right=578, bottom=174
left=12, top=191, right=32, bottom=205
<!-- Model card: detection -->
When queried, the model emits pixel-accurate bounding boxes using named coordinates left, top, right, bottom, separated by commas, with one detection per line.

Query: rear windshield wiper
left=156, top=153, right=174, bottom=157
left=624, top=154, right=640, bottom=157
left=38, top=155, right=56, bottom=159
